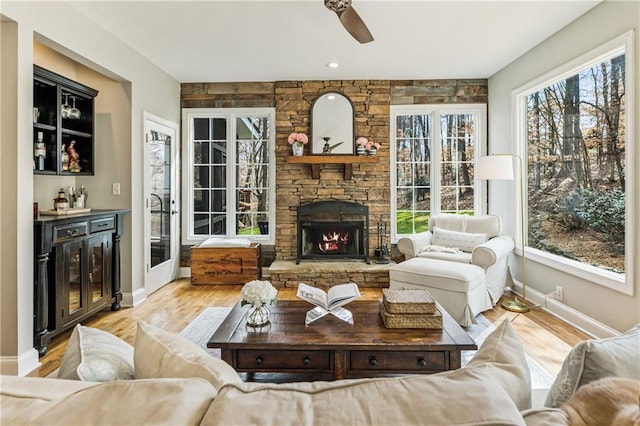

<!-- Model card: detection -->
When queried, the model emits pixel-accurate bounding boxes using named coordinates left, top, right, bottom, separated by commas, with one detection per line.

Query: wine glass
left=68, top=96, right=81, bottom=120
left=61, top=93, right=71, bottom=119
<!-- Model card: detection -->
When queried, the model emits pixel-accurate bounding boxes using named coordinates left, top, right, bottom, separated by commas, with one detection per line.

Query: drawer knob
left=303, top=356, right=312, bottom=366
left=418, top=357, right=427, bottom=367
left=66, top=229, right=79, bottom=236
left=255, top=356, right=264, bottom=365
left=369, top=356, right=378, bottom=366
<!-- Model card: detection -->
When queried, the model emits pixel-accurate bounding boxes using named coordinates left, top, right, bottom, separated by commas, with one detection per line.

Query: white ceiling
left=68, top=0, right=601, bottom=83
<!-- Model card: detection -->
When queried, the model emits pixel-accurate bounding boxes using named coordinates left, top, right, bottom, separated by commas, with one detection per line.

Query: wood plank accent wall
left=180, top=79, right=488, bottom=265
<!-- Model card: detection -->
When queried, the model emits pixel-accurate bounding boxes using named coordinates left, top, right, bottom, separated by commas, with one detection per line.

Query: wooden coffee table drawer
left=236, top=349, right=331, bottom=370
left=349, top=351, right=446, bottom=372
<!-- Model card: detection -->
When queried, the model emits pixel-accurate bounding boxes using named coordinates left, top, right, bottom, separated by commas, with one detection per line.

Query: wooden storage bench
left=191, top=242, right=262, bottom=285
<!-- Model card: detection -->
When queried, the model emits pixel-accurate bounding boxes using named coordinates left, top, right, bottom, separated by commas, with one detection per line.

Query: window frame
left=512, top=31, right=634, bottom=295
left=390, top=104, right=488, bottom=243
left=181, top=107, right=276, bottom=245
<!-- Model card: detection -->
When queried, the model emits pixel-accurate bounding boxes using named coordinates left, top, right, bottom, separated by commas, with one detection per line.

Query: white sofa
left=3, top=320, right=639, bottom=425
left=1, top=320, right=571, bottom=425
left=393, top=214, right=514, bottom=325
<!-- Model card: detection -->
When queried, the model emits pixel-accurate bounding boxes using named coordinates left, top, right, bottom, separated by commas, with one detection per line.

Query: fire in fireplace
left=297, top=201, right=369, bottom=264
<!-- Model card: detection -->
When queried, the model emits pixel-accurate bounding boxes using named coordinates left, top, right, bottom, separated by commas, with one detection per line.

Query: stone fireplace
left=180, top=79, right=488, bottom=283
left=297, top=200, right=369, bottom=264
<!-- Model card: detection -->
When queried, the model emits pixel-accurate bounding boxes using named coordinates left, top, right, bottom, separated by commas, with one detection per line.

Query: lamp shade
left=476, top=155, right=515, bottom=180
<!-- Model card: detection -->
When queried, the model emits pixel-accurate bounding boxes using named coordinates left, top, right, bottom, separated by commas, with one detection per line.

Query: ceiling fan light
left=324, top=0, right=352, bottom=13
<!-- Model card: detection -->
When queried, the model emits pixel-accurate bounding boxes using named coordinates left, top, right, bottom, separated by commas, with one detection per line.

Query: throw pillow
left=431, top=226, right=488, bottom=253
left=545, top=323, right=640, bottom=408
left=134, top=321, right=242, bottom=389
left=466, top=318, right=532, bottom=410
left=57, top=324, right=135, bottom=382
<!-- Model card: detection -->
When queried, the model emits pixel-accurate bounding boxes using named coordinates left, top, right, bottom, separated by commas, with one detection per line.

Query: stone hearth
left=268, top=260, right=395, bottom=289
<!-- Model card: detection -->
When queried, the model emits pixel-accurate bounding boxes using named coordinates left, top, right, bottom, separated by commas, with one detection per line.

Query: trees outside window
left=522, top=38, right=629, bottom=283
left=391, top=105, right=486, bottom=240
left=182, top=109, right=275, bottom=244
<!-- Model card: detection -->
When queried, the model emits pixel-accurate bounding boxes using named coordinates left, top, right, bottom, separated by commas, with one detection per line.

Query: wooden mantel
left=286, top=155, right=378, bottom=179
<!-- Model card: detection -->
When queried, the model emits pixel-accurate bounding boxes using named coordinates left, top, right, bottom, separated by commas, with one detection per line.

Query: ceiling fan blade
left=337, top=7, right=374, bottom=44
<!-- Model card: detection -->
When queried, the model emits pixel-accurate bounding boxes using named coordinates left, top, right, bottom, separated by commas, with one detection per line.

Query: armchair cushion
left=432, top=226, right=488, bottom=253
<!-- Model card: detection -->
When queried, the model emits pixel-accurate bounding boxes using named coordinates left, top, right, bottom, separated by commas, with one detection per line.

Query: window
left=182, top=108, right=275, bottom=244
left=390, top=105, right=487, bottom=241
left=515, top=32, right=633, bottom=294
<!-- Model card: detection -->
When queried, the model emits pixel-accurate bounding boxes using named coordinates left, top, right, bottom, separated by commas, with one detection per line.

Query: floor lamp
left=476, top=154, right=530, bottom=313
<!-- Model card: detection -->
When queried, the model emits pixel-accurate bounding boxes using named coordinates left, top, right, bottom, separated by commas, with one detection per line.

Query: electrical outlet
left=112, top=182, right=121, bottom=195
left=555, top=285, right=564, bottom=302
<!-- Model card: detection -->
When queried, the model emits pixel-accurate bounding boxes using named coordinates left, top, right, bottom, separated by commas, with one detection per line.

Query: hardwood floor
left=34, top=279, right=590, bottom=378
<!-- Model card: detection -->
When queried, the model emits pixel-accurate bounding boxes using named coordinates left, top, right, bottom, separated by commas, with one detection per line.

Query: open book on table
left=297, top=282, right=361, bottom=311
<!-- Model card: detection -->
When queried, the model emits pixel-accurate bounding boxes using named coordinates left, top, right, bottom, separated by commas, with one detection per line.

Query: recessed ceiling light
left=326, top=62, right=340, bottom=69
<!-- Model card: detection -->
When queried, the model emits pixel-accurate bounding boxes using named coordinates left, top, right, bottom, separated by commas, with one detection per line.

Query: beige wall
left=488, top=1, right=640, bottom=332
left=1, top=1, right=180, bottom=375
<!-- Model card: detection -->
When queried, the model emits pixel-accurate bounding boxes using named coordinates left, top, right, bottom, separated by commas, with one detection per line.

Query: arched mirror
left=311, top=92, right=354, bottom=155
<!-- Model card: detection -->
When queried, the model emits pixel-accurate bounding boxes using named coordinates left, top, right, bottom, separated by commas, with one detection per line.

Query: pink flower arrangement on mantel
left=287, top=132, right=309, bottom=147
left=357, top=137, right=381, bottom=153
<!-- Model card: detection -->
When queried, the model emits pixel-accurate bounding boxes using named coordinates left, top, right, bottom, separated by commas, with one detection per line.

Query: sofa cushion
left=203, top=320, right=531, bottom=425
left=57, top=324, right=135, bottom=382
left=0, top=376, right=99, bottom=425
left=26, top=378, right=217, bottom=425
left=134, top=321, right=242, bottom=389
left=544, top=323, right=640, bottom=408
left=432, top=226, right=488, bottom=253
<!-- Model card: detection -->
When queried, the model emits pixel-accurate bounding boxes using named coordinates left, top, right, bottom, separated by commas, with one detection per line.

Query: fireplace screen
left=296, top=201, right=369, bottom=263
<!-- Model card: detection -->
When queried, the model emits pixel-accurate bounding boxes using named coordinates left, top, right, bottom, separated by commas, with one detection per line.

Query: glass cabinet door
left=87, top=234, right=111, bottom=311
left=60, top=240, right=85, bottom=326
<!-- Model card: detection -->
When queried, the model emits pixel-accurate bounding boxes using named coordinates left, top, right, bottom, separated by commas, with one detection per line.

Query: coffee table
left=207, top=300, right=477, bottom=381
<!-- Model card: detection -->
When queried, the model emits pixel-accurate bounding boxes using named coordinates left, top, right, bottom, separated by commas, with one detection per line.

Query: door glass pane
left=235, top=116, right=270, bottom=237
left=395, top=114, right=432, bottom=235
left=439, top=113, right=475, bottom=214
left=90, top=242, right=104, bottom=303
left=68, top=245, right=82, bottom=314
left=149, top=129, right=171, bottom=267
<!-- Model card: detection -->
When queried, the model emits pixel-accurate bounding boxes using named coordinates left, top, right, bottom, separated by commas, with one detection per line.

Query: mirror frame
left=310, top=91, right=355, bottom=155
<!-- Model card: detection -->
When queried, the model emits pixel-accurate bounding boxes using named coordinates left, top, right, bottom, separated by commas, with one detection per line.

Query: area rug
left=179, top=307, right=231, bottom=357
left=181, top=307, right=553, bottom=390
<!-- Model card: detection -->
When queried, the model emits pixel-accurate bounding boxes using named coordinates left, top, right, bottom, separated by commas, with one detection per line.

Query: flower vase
left=292, top=144, right=304, bottom=157
left=246, top=304, right=271, bottom=327
left=368, top=147, right=377, bottom=156
left=357, top=145, right=366, bottom=156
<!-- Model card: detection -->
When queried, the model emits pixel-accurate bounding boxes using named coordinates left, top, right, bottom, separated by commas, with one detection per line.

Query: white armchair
left=392, top=214, right=514, bottom=325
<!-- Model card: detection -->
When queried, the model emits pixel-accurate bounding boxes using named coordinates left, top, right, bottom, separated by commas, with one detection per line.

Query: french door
left=144, top=112, right=179, bottom=295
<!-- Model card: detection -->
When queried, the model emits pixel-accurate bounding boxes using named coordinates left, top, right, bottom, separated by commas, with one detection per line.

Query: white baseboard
left=510, top=282, right=619, bottom=339
left=0, top=348, right=40, bottom=376
left=122, top=288, right=147, bottom=308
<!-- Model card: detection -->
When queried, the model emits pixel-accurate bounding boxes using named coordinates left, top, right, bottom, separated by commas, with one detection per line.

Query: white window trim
left=390, top=104, right=488, bottom=243
left=512, top=30, right=635, bottom=296
left=181, top=107, right=276, bottom=245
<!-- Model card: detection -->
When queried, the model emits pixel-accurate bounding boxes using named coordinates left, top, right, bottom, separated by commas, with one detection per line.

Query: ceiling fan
left=324, top=0, right=374, bottom=44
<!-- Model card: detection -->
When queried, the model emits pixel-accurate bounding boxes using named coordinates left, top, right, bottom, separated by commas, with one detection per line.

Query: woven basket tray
left=379, top=300, right=443, bottom=329
left=382, top=288, right=436, bottom=314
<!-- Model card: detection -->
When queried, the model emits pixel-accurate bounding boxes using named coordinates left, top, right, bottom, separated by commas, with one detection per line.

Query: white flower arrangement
left=241, top=280, right=278, bottom=307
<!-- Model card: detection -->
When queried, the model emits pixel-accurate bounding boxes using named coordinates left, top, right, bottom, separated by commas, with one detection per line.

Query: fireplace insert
left=297, top=201, right=369, bottom=264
